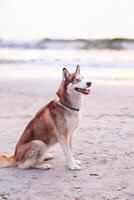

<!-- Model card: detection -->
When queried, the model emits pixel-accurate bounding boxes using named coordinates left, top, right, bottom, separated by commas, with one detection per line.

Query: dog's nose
left=86, top=82, right=92, bottom=87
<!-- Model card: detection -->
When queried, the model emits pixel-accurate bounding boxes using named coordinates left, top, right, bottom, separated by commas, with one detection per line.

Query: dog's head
left=57, top=65, right=92, bottom=99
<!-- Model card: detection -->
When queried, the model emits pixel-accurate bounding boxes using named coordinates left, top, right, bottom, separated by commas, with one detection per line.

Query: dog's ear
left=62, top=67, right=69, bottom=80
left=75, top=65, right=80, bottom=75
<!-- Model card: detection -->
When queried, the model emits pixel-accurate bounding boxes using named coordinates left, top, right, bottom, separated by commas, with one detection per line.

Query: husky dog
left=0, top=65, right=91, bottom=170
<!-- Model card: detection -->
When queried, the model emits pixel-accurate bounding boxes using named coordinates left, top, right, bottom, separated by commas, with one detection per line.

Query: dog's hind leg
left=33, top=162, right=51, bottom=169
left=16, top=140, right=51, bottom=170
left=44, top=153, right=54, bottom=161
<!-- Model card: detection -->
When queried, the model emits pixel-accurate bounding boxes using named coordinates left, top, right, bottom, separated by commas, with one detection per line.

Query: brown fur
left=15, top=100, right=68, bottom=162
left=0, top=87, right=72, bottom=167
left=0, top=151, right=16, bottom=167
left=57, top=71, right=76, bottom=106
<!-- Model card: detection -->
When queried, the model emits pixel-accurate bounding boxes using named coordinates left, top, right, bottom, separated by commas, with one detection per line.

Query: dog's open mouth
left=75, top=87, right=90, bottom=95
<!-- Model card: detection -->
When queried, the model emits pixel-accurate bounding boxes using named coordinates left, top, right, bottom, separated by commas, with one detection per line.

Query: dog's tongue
left=84, top=88, right=90, bottom=94
left=76, top=88, right=90, bottom=94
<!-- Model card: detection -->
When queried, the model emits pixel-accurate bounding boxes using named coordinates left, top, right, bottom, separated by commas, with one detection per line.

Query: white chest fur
left=66, top=111, right=80, bottom=134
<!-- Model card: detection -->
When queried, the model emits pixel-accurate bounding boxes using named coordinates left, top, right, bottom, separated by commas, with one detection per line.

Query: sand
left=0, top=78, right=134, bottom=200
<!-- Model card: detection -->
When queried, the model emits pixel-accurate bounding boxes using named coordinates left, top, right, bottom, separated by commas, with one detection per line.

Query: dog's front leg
left=58, top=135, right=81, bottom=170
left=69, top=134, right=81, bottom=166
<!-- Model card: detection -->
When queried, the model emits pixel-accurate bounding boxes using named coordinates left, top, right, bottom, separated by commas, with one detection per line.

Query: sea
left=0, top=38, right=134, bottom=84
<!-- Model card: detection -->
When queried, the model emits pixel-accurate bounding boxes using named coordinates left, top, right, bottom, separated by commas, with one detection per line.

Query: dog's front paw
left=74, top=159, right=81, bottom=165
left=69, top=163, right=81, bottom=171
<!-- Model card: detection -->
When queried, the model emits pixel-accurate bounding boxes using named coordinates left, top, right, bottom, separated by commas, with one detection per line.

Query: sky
left=0, top=0, right=134, bottom=40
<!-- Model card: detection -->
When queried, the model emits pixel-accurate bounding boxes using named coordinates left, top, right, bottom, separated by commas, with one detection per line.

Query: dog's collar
left=59, top=99, right=79, bottom=111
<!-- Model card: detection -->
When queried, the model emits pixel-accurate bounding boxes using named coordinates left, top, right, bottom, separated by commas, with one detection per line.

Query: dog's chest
left=66, top=112, right=80, bottom=133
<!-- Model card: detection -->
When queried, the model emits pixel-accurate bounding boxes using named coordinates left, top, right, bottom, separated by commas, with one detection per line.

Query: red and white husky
left=0, top=65, right=91, bottom=170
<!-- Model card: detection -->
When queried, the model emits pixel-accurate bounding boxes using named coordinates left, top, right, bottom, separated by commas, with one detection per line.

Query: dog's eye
left=73, top=78, right=81, bottom=83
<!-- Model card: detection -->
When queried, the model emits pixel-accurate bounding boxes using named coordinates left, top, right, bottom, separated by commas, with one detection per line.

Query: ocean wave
left=0, top=38, right=134, bottom=50
left=0, top=58, right=134, bottom=68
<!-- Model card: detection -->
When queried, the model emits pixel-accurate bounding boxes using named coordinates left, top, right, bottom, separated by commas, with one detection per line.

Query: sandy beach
left=0, top=78, right=134, bottom=200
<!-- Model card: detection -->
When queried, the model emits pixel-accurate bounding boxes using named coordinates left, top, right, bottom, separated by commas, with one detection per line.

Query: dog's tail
left=0, top=151, right=17, bottom=168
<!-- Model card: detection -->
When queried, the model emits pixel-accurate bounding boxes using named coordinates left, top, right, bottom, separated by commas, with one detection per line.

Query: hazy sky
left=0, top=0, right=134, bottom=40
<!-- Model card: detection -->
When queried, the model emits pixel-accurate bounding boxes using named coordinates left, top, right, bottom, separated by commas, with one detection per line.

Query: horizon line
left=0, top=37, right=134, bottom=41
